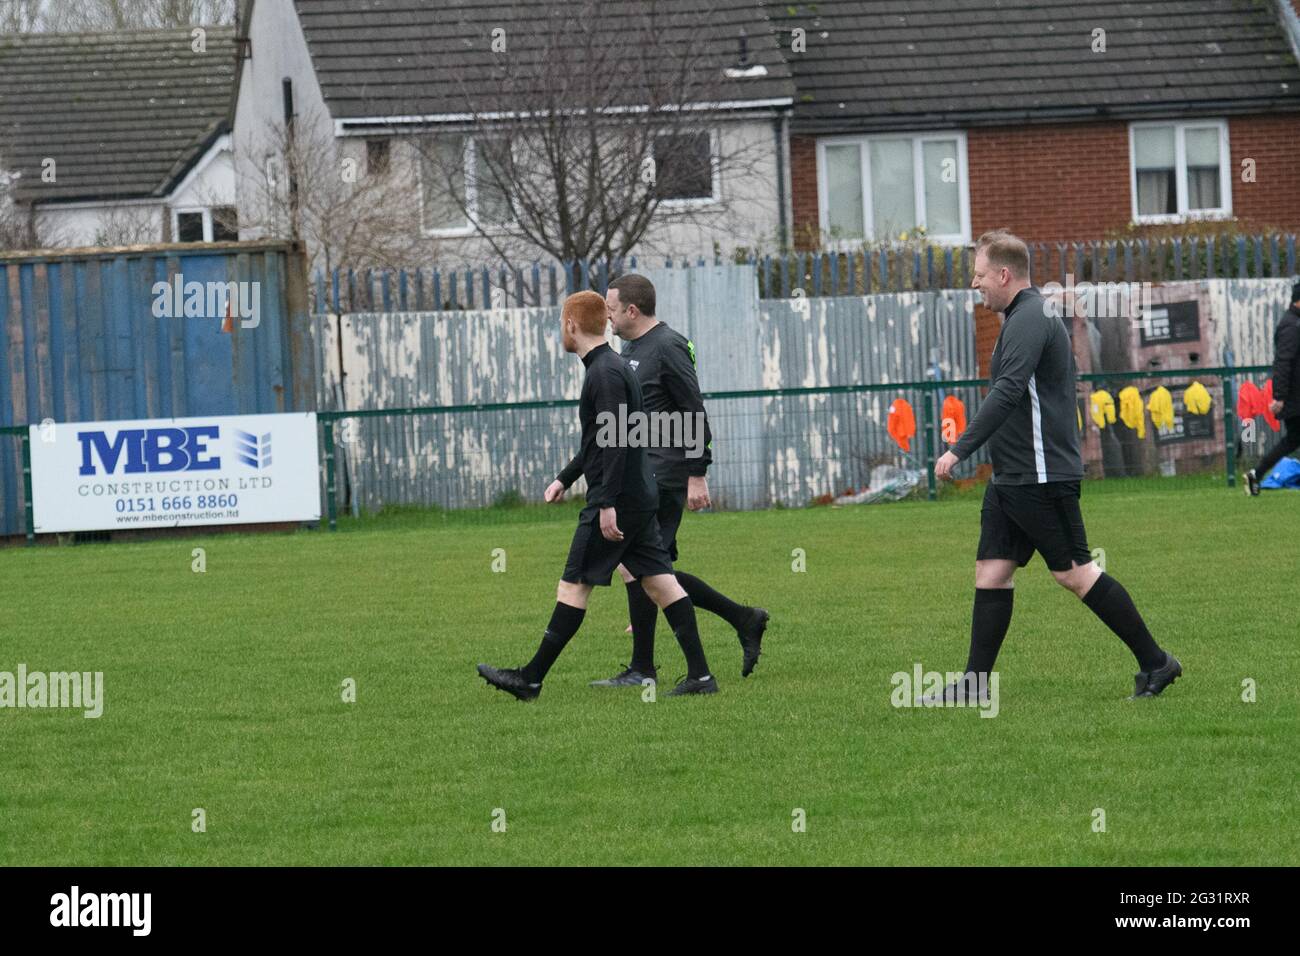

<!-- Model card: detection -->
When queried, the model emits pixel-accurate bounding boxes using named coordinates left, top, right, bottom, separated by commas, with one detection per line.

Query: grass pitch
left=2, top=482, right=1296, bottom=866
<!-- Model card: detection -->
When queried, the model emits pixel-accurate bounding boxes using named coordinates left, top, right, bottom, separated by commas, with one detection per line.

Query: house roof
left=0, top=27, right=239, bottom=204
left=770, top=0, right=1300, bottom=134
left=292, top=0, right=796, bottom=125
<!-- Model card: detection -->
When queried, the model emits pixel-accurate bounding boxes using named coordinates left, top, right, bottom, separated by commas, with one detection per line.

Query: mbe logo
left=78, top=427, right=220, bottom=475
left=235, top=430, right=272, bottom=469
left=76, top=425, right=276, bottom=475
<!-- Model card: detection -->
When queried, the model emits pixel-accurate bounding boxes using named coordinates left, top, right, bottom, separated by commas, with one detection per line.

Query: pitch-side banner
left=29, top=412, right=321, bottom=533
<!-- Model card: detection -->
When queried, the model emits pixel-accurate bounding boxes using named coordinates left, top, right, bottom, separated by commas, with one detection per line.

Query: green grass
left=1, top=483, right=1297, bottom=866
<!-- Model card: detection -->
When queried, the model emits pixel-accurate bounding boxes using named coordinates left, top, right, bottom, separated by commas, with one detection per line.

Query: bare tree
left=0, top=0, right=45, bottom=33
left=407, top=1, right=778, bottom=264
left=92, top=206, right=161, bottom=246
left=237, top=106, right=429, bottom=282
left=0, top=161, right=39, bottom=250
left=6, top=0, right=239, bottom=31
left=1, top=0, right=236, bottom=32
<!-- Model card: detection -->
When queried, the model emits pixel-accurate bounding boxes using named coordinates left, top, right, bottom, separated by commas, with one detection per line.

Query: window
left=1130, top=121, right=1231, bottom=222
left=817, top=133, right=969, bottom=244
left=366, top=139, right=390, bottom=175
left=653, top=131, right=718, bottom=203
left=420, top=136, right=514, bottom=235
left=176, top=211, right=205, bottom=242
left=212, top=206, right=239, bottom=241
left=173, top=207, right=238, bottom=243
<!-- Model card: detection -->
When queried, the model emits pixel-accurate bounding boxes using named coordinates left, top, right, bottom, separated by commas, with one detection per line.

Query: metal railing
left=311, top=235, right=1300, bottom=312
left=0, top=361, right=1279, bottom=541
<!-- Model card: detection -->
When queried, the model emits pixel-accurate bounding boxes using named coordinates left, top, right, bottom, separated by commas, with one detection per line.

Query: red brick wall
left=967, top=121, right=1132, bottom=241
left=974, top=304, right=1000, bottom=378
left=787, top=113, right=1300, bottom=246
left=790, top=135, right=819, bottom=249
left=1228, top=113, right=1300, bottom=230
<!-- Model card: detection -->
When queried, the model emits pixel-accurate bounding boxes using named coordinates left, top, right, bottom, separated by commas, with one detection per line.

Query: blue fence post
left=1237, top=237, right=1247, bottom=277
left=1286, top=235, right=1296, bottom=277
left=1206, top=238, right=1216, bottom=280
left=433, top=268, right=443, bottom=309
left=812, top=252, right=822, bottom=296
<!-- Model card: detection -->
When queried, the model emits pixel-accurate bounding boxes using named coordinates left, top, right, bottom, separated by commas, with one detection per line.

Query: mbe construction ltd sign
left=29, top=412, right=320, bottom=533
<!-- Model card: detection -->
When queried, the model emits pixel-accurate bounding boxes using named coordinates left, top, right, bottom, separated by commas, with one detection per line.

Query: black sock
left=963, top=587, right=1014, bottom=677
left=1081, top=573, right=1165, bottom=672
left=662, top=596, right=710, bottom=680
left=674, top=571, right=750, bottom=630
left=626, top=580, right=658, bottom=672
left=521, top=602, right=586, bottom=683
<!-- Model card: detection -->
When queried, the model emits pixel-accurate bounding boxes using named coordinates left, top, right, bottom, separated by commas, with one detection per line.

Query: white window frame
left=1128, top=119, right=1233, bottom=224
left=816, top=131, right=971, bottom=247
left=172, top=207, right=213, bottom=242
left=418, top=136, right=518, bottom=238
left=652, top=128, right=721, bottom=208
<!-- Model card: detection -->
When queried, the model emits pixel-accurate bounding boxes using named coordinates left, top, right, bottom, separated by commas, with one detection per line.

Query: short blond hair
left=562, top=290, right=608, bottom=336
left=976, top=229, right=1030, bottom=280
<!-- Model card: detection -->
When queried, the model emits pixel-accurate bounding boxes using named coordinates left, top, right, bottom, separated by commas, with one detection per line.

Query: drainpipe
left=774, top=110, right=790, bottom=253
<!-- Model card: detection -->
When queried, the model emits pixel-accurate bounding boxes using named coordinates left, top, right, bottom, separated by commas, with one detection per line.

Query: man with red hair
left=477, top=291, right=718, bottom=700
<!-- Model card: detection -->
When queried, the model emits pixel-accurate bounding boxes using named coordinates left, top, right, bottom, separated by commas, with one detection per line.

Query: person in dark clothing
left=1244, top=282, right=1300, bottom=495
left=932, top=230, right=1181, bottom=701
left=547, top=274, right=769, bottom=685
left=477, top=291, right=717, bottom=700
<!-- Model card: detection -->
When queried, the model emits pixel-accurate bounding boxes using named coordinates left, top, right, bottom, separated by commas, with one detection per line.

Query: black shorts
left=561, top=505, right=674, bottom=586
left=654, top=486, right=688, bottom=562
left=976, top=480, right=1092, bottom=572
